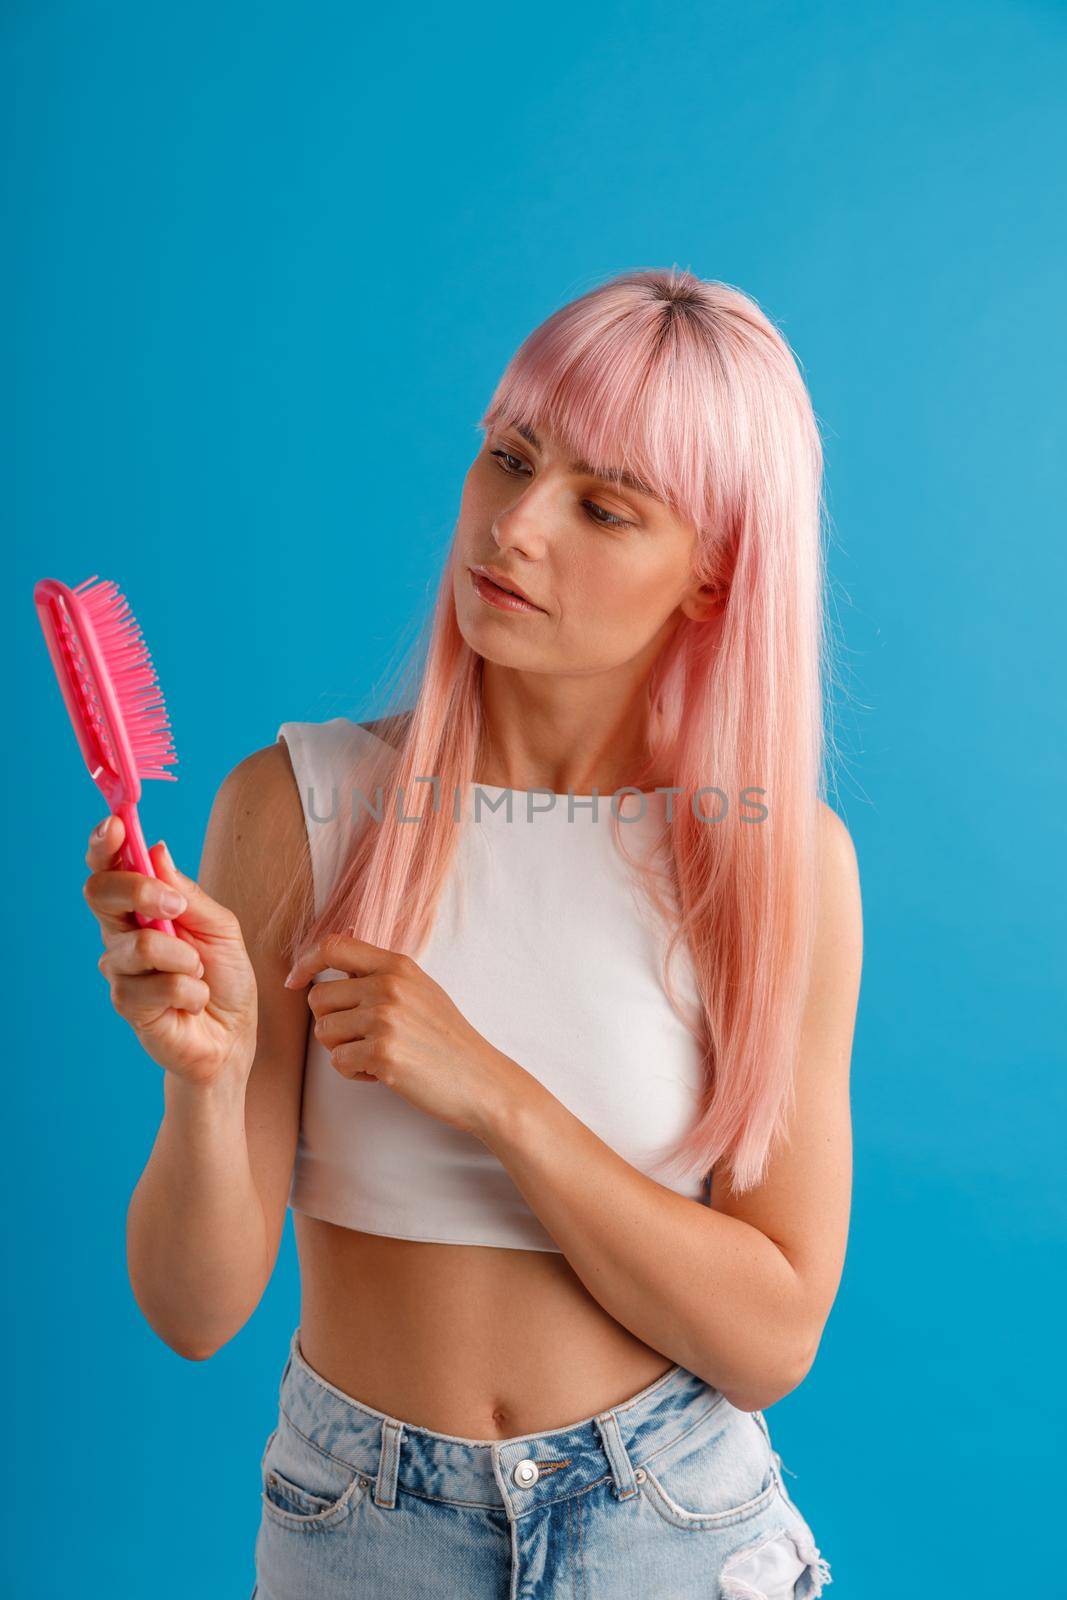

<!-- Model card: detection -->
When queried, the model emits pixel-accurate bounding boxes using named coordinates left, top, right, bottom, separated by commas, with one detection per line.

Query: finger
left=285, top=934, right=395, bottom=989
left=325, top=1037, right=381, bottom=1080
left=306, top=976, right=376, bottom=1017
left=83, top=817, right=139, bottom=939
left=149, top=840, right=242, bottom=939
left=109, top=969, right=211, bottom=1022
left=85, top=813, right=126, bottom=872
left=100, top=926, right=206, bottom=981
left=84, top=865, right=187, bottom=940
left=312, top=1003, right=376, bottom=1046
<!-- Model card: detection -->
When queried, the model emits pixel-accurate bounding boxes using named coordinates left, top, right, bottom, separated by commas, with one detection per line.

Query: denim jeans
left=251, top=1325, right=832, bottom=1598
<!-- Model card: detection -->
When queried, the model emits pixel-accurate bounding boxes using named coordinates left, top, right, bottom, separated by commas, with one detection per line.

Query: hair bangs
left=476, top=282, right=732, bottom=549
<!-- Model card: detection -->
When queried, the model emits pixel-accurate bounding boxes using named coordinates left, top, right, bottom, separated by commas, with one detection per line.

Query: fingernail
left=283, top=970, right=297, bottom=987
left=93, top=818, right=110, bottom=840
left=159, top=889, right=186, bottom=915
left=159, top=840, right=175, bottom=869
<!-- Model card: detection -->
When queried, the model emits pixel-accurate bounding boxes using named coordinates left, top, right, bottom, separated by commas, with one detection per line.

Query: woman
left=84, top=268, right=861, bottom=1598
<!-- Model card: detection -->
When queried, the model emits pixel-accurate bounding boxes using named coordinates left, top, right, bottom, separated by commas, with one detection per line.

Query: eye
left=490, top=449, right=529, bottom=476
left=582, top=501, right=630, bottom=529
left=490, top=450, right=632, bottom=530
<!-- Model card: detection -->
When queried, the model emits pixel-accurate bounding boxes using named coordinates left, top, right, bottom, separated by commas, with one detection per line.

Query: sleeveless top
left=276, top=717, right=713, bottom=1253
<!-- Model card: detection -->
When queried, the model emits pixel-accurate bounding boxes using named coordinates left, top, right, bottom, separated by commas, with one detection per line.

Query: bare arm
left=475, top=802, right=863, bottom=1411
left=113, top=741, right=312, bottom=1359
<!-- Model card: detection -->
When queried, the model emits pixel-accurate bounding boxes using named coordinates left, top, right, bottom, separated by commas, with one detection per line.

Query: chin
left=453, top=608, right=543, bottom=671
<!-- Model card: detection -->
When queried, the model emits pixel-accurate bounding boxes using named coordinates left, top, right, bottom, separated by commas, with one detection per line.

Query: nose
left=491, top=474, right=556, bottom=559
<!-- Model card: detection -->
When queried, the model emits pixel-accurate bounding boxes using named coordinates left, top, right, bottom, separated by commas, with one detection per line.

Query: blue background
left=6, top=2, right=1065, bottom=1595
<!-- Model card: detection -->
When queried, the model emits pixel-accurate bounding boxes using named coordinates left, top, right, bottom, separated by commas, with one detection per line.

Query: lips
left=470, top=565, right=542, bottom=609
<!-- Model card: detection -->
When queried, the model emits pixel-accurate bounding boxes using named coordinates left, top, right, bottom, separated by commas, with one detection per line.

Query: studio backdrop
left=7, top=2, right=1065, bottom=1597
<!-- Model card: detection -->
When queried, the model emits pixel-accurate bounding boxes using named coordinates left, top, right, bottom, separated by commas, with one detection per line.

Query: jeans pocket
left=636, top=1397, right=778, bottom=1531
left=720, top=1489, right=834, bottom=1599
left=721, top=1520, right=828, bottom=1599
left=260, top=1411, right=370, bottom=1532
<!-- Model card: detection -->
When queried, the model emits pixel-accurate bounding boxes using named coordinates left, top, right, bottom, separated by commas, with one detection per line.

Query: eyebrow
left=511, top=421, right=664, bottom=504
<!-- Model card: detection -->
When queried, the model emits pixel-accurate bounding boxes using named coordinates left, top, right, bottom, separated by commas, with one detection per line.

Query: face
left=452, top=417, right=720, bottom=678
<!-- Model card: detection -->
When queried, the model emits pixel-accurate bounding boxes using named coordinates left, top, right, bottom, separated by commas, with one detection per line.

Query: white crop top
left=276, top=717, right=713, bottom=1253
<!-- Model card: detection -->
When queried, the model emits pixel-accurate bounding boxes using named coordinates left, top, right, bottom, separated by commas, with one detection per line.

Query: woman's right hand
left=84, top=814, right=259, bottom=1087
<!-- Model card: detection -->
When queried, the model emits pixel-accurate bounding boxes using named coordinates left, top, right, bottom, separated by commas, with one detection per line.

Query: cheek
left=452, top=471, right=489, bottom=545
left=563, top=551, right=681, bottom=637
left=453, top=488, right=481, bottom=551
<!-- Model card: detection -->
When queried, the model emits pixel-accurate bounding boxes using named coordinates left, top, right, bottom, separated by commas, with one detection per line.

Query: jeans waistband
left=278, top=1325, right=732, bottom=1516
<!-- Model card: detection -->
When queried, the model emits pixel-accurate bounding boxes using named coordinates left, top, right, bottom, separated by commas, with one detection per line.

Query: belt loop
left=594, top=1409, right=639, bottom=1501
left=280, top=1326, right=299, bottom=1390
left=374, top=1417, right=405, bottom=1509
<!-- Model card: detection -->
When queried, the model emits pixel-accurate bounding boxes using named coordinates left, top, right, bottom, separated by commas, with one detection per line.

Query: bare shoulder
left=196, top=738, right=310, bottom=961
left=814, top=799, right=863, bottom=979
left=817, top=797, right=859, bottom=876
left=200, top=739, right=307, bottom=869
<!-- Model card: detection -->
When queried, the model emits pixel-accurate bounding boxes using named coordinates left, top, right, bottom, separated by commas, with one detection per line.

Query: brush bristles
left=73, top=575, right=178, bottom=780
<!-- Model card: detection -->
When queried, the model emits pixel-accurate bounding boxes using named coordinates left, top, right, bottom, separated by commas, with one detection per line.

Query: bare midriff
left=294, top=1211, right=675, bottom=1441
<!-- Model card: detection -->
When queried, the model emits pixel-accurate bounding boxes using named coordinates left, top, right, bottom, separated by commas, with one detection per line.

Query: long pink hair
left=281, top=267, right=830, bottom=1196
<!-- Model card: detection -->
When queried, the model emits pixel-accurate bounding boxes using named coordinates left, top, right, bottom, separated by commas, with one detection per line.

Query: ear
left=679, top=579, right=727, bottom=623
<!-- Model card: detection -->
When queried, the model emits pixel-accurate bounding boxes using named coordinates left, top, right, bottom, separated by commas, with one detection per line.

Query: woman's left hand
left=284, top=934, right=521, bottom=1143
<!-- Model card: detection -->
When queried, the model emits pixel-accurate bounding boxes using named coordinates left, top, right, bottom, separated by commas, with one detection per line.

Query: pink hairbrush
left=34, top=574, right=179, bottom=936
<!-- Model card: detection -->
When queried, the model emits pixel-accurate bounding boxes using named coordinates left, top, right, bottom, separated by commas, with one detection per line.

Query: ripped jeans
left=252, top=1325, right=832, bottom=1599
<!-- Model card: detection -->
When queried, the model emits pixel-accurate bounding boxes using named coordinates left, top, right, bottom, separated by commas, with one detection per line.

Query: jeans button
left=513, top=1458, right=540, bottom=1487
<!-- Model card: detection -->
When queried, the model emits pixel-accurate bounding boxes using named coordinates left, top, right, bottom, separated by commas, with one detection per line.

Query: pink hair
left=284, top=267, right=830, bottom=1196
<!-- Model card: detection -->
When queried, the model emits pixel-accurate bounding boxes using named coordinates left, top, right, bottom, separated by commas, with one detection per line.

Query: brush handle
left=115, top=799, right=178, bottom=938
